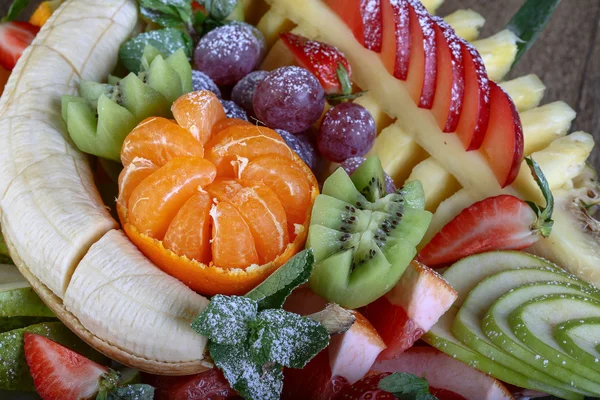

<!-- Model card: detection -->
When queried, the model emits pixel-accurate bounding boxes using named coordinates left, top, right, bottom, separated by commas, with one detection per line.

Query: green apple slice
left=510, top=294, right=600, bottom=388
left=452, top=268, right=598, bottom=395
left=554, top=318, right=600, bottom=373
left=480, top=282, right=600, bottom=395
left=442, top=251, right=559, bottom=307
left=423, top=308, right=583, bottom=400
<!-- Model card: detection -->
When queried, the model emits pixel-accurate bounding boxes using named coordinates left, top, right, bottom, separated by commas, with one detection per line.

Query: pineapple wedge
left=353, top=93, right=394, bottom=134
left=444, top=9, right=485, bottom=42
left=521, top=101, right=576, bottom=154
left=499, top=74, right=546, bottom=112
left=472, top=30, right=519, bottom=81
left=257, top=9, right=295, bottom=49
left=407, top=158, right=461, bottom=212
left=367, top=122, right=428, bottom=185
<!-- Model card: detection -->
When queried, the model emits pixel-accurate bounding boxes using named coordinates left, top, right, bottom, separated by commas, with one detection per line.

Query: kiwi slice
left=308, top=156, right=432, bottom=309
left=112, top=73, right=171, bottom=121
left=107, top=74, right=121, bottom=85
left=79, top=80, right=113, bottom=109
left=146, top=55, right=186, bottom=103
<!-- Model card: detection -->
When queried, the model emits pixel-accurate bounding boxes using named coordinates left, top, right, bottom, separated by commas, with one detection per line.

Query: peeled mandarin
left=121, top=117, right=205, bottom=168
left=172, top=90, right=227, bottom=144
left=238, top=154, right=313, bottom=236
left=205, top=179, right=244, bottom=203
left=163, top=191, right=213, bottom=264
left=205, top=124, right=295, bottom=177
left=128, top=157, right=217, bottom=240
left=211, top=201, right=259, bottom=269
left=211, top=117, right=252, bottom=136
left=117, top=157, right=158, bottom=210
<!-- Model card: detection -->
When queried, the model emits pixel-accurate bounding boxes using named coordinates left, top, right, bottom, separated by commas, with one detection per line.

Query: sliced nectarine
left=380, top=0, right=410, bottom=79
left=325, top=0, right=382, bottom=52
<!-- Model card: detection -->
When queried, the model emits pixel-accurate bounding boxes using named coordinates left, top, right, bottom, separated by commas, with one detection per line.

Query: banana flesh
left=0, top=0, right=211, bottom=372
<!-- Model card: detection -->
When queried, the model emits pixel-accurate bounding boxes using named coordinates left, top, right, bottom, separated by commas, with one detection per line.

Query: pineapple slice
left=521, top=101, right=576, bottom=155
left=406, top=157, right=461, bottom=212
left=443, top=9, right=486, bottom=42
left=367, top=122, right=428, bottom=186
left=260, top=26, right=307, bottom=70
left=472, top=30, right=519, bottom=81
left=422, top=0, right=445, bottom=15
left=499, top=74, right=546, bottom=112
left=257, top=9, right=295, bottom=49
left=353, top=93, right=394, bottom=134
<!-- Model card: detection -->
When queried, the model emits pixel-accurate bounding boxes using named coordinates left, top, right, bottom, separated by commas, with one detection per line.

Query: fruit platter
left=1, top=0, right=599, bottom=398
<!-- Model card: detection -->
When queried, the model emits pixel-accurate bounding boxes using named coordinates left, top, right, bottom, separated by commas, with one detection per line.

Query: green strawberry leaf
left=378, top=372, right=439, bottom=400
left=140, top=0, right=193, bottom=28
left=1, top=0, right=29, bottom=22
left=209, top=341, right=283, bottom=400
left=505, top=0, right=561, bottom=68
left=245, top=249, right=315, bottom=310
left=525, top=157, right=554, bottom=238
left=248, top=309, right=329, bottom=369
left=191, top=295, right=257, bottom=345
left=119, top=28, right=193, bottom=73
left=198, top=0, right=238, bottom=21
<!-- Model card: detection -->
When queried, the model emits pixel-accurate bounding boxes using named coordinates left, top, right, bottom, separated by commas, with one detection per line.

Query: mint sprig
left=245, top=249, right=314, bottom=310
left=192, top=295, right=257, bottom=345
left=198, top=0, right=238, bottom=21
left=95, top=370, right=154, bottom=400
left=1, top=0, right=29, bottom=22
left=140, top=0, right=193, bottom=28
left=378, top=372, right=439, bottom=400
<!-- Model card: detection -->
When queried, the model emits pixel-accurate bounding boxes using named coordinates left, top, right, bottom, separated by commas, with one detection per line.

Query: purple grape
left=276, top=129, right=318, bottom=171
left=231, top=70, right=268, bottom=116
left=221, top=100, right=248, bottom=120
left=194, top=23, right=264, bottom=86
left=317, top=102, right=376, bottom=162
left=253, top=66, right=325, bottom=134
left=340, top=157, right=397, bottom=193
left=191, top=70, right=222, bottom=99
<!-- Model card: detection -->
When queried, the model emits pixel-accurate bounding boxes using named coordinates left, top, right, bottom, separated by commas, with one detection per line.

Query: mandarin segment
left=238, top=154, right=313, bottom=236
left=117, top=157, right=158, bottom=214
left=211, top=118, right=253, bottom=136
left=121, top=117, right=205, bottom=168
left=205, top=179, right=244, bottom=203
left=172, top=90, right=227, bottom=144
left=211, top=201, right=259, bottom=269
left=163, top=191, right=213, bottom=264
left=128, top=157, right=217, bottom=240
left=205, top=124, right=295, bottom=177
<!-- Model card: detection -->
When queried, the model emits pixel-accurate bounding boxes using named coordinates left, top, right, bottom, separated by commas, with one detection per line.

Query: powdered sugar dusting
left=232, top=70, right=268, bottom=115
left=191, top=70, right=222, bottom=99
left=360, top=0, right=382, bottom=51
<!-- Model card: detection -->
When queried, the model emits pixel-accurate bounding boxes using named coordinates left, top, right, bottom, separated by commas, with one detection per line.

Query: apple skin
left=481, top=81, right=524, bottom=188
left=282, top=288, right=386, bottom=399
left=372, top=346, right=513, bottom=400
left=430, top=16, right=464, bottom=133
left=325, top=0, right=383, bottom=52
left=454, top=40, right=491, bottom=151
left=361, top=261, right=457, bottom=361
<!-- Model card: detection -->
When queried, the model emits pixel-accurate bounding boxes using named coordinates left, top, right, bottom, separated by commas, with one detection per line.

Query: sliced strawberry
left=418, top=181, right=554, bottom=267
left=0, top=21, right=39, bottom=71
left=373, top=346, right=512, bottom=400
left=337, top=372, right=396, bottom=400
left=280, top=32, right=352, bottom=94
left=405, top=0, right=437, bottom=108
left=430, top=17, right=464, bottom=132
left=145, top=369, right=239, bottom=400
left=325, top=0, right=382, bottom=52
left=454, top=40, right=490, bottom=151
left=380, top=0, right=410, bottom=79
left=24, top=333, right=108, bottom=400
left=482, top=81, right=524, bottom=188
left=361, top=261, right=457, bottom=361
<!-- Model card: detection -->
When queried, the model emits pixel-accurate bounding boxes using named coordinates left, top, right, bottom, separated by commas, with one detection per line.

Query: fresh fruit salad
left=0, top=0, right=598, bottom=399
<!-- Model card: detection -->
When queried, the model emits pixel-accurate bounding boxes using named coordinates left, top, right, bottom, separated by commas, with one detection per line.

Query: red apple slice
left=282, top=288, right=385, bottom=399
left=430, top=16, right=464, bottom=132
left=482, top=81, right=524, bottom=188
left=405, top=0, right=437, bottom=108
left=361, top=261, right=457, bottom=361
left=380, top=0, right=410, bottom=79
left=325, top=0, right=383, bottom=52
left=372, top=346, right=513, bottom=400
left=454, top=40, right=490, bottom=151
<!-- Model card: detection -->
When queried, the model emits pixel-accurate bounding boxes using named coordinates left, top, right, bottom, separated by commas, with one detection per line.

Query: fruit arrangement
left=1, top=0, right=600, bottom=399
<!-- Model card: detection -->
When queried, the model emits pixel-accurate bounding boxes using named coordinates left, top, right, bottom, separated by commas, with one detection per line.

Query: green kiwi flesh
left=308, top=156, right=432, bottom=309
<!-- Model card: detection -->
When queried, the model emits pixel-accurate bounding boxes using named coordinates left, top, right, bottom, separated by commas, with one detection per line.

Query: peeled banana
left=0, top=0, right=210, bottom=374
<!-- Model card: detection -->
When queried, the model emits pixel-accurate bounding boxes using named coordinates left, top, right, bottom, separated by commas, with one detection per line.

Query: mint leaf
left=505, top=0, right=561, bottom=68
left=248, top=309, right=329, bottom=369
left=245, top=249, right=314, bottom=310
left=199, top=0, right=238, bottom=20
left=209, top=341, right=283, bottom=400
left=103, top=384, right=155, bottom=400
left=140, top=0, right=193, bottom=28
left=191, top=295, right=257, bottom=345
left=1, top=0, right=29, bottom=22
left=378, top=372, right=439, bottom=400
left=119, top=28, right=193, bottom=73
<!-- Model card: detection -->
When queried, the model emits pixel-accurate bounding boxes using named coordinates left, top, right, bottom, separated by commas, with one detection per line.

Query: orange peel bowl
left=116, top=90, right=319, bottom=296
